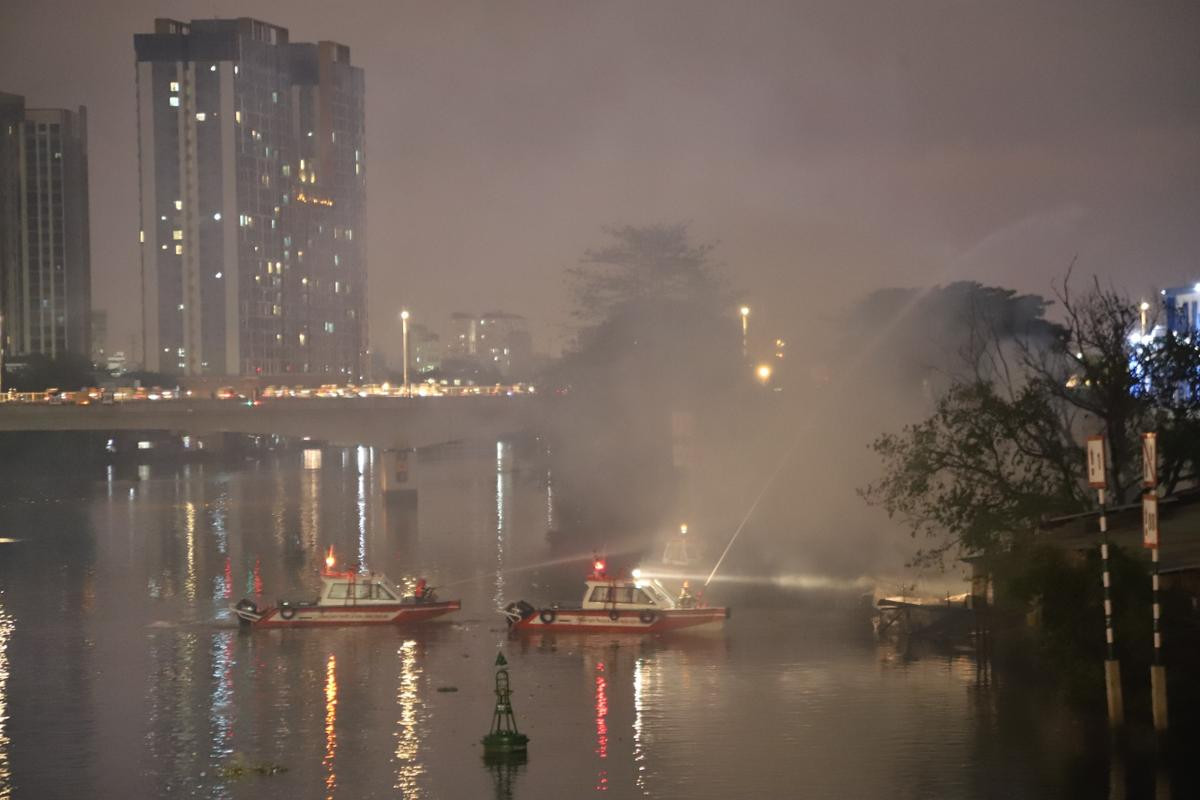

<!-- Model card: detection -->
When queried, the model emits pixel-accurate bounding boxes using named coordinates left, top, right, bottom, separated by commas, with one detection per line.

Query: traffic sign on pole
left=1087, top=436, right=1106, bottom=488
left=1143, top=493, right=1159, bottom=549
left=1142, top=432, right=1157, bottom=488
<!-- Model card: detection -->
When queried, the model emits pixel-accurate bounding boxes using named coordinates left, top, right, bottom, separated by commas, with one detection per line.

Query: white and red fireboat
left=502, top=558, right=728, bottom=633
left=232, top=548, right=460, bottom=628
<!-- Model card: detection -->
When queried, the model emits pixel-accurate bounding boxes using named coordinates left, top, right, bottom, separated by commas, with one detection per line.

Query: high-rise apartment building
left=447, top=310, right=532, bottom=378
left=0, top=91, right=91, bottom=360
left=134, top=18, right=366, bottom=377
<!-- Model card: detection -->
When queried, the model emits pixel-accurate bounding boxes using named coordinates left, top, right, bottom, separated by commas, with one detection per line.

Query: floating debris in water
left=215, top=753, right=288, bottom=779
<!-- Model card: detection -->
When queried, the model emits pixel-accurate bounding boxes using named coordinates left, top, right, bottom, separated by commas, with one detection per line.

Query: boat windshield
left=326, top=580, right=398, bottom=601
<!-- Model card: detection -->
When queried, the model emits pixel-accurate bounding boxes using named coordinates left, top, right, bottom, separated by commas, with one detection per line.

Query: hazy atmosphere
left=2, top=2, right=1200, bottom=798
left=4, top=0, right=1198, bottom=359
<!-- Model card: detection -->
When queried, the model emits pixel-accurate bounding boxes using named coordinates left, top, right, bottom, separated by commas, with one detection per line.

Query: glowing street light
left=755, top=363, right=772, bottom=384
left=400, top=309, right=411, bottom=396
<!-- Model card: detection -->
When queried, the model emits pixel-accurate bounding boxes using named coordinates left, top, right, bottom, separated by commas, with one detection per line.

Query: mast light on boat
left=593, top=559, right=606, bottom=574
left=325, top=546, right=336, bottom=571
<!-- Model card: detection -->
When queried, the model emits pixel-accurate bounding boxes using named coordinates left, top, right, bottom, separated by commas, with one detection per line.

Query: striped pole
left=1098, top=489, right=1116, bottom=659
left=1151, top=547, right=1163, bottom=669
left=1150, top=542, right=1168, bottom=731
left=1143, top=431, right=1167, bottom=732
left=1088, top=436, right=1123, bottom=728
left=1098, top=488, right=1124, bottom=727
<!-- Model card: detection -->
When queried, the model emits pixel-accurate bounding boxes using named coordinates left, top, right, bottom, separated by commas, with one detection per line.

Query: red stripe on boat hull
left=251, top=601, right=460, bottom=628
left=512, top=607, right=727, bottom=634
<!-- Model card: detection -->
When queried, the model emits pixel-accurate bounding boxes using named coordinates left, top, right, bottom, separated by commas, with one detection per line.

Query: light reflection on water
left=0, top=443, right=1154, bottom=798
left=324, top=653, right=337, bottom=799
left=394, top=639, right=423, bottom=795
left=0, top=600, right=12, bottom=800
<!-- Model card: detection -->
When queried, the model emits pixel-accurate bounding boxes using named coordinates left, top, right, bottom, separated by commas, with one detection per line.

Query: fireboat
left=501, top=558, right=728, bottom=633
left=232, top=547, right=460, bottom=628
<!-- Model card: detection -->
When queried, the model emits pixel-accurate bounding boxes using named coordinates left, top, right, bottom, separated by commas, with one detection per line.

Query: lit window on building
left=169, top=97, right=180, bottom=107
left=174, top=200, right=182, bottom=210
left=195, top=112, right=206, bottom=121
left=173, top=230, right=183, bottom=240
left=175, top=244, right=183, bottom=255
left=169, top=81, right=180, bottom=92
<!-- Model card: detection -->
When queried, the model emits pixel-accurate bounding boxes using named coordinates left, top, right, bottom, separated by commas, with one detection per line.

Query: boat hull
left=238, top=600, right=460, bottom=628
left=510, top=606, right=728, bottom=634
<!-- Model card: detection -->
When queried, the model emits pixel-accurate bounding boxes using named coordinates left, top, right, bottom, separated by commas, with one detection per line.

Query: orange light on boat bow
left=325, top=546, right=336, bottom=571
left=593, top=559, right=606, bottom=574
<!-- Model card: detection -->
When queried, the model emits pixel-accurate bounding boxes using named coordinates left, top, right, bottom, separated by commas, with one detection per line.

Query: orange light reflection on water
left=324, top=654, right=338, bottom=798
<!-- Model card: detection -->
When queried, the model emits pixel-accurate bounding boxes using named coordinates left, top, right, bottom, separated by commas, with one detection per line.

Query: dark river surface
left=0, top=436, right=1179, bottom=798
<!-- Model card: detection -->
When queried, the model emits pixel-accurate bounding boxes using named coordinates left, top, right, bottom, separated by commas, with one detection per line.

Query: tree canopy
left=863, top=275, right=1200, bottom=565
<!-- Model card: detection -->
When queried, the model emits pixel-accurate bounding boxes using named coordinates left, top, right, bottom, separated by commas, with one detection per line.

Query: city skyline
left=1, top=0, right=1198, bottom=367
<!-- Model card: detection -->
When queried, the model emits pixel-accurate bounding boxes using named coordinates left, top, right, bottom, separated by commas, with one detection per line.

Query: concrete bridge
left=0, top=396, right=541, bottom=450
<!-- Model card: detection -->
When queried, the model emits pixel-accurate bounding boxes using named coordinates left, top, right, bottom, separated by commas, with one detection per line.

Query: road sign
left=1142, top=432, right=1157, bottom=488
left=1087, top=436, right=1106, bottom=488
left=1143, top=493, right=1159, bottom=549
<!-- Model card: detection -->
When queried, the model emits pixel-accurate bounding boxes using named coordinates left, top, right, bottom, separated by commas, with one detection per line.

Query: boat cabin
left=580, top=577, right=676, bottom=611
left=318, top=572, right=408, bottom=605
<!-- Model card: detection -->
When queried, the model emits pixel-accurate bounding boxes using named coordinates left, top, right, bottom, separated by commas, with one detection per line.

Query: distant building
left=447, top=310, right=532, bottom=379
left=134, top=17, right=366, bottom=378
left=0, top=91, right=92, bottom=360
left=91, top=308, right=107, bottom=364
left=1163, top=283, right=1200, bottom=334
left=409, top=323, right=442, bottom=375
left=448, top=311, right=479, bottom=358
left=106, top=350, right=128, bottom=376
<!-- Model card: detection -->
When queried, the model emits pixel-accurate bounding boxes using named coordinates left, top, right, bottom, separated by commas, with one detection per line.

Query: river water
left=0, top=436, right=1178, bottom=798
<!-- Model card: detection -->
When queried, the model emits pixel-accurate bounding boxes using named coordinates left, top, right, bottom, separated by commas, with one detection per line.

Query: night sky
left=3, top=1, right=1197, bottom=364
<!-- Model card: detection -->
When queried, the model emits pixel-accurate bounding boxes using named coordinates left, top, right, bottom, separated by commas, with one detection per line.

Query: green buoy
left=482, top=652, right=528, bottom=760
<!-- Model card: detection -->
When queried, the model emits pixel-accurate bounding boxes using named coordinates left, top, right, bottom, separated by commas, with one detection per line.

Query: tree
left=566, top=223, right=725, bottom=325
left=864, top=274, right=1200, bottom=564
left=3, top=352, right=96, bottom=392
left=545, top=223, right=740, bottom=533
left=864, top=379, right=1087, bottom=566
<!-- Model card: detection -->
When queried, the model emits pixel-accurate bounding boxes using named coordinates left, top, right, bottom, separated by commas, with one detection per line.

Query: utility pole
left=1142, top=432, right=1168, bottom=732
left=1087, top=435, right=1124, bottom=728
left=400, top=309, right=410, bottom=397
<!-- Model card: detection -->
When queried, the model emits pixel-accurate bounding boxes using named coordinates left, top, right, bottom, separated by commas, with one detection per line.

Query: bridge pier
left=380, top=448, right=418, bottom=505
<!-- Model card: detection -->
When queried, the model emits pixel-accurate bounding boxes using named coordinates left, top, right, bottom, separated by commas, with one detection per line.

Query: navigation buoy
left=482, top=652, right=528, bottom=761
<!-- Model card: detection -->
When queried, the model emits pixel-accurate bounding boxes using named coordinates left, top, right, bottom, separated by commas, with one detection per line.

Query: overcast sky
left=3, top=1, right=1197, bottom=364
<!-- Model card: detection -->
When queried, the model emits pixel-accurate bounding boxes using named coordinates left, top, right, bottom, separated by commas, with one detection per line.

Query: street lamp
left=400, top=309, right=410, bottom=397
left=739, top=305, right=750, bottom=358
left=755, top=363, right=772, bottom=384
